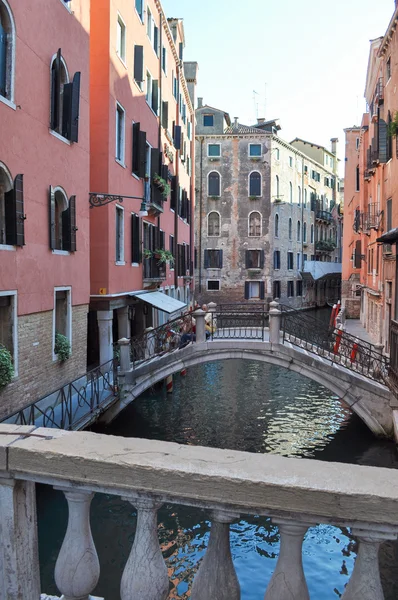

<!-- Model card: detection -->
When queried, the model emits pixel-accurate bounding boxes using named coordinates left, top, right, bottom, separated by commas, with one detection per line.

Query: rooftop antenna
left=253, top=90, right=259, bottom=122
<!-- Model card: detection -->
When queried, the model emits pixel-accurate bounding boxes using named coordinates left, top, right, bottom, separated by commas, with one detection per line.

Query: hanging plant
left=143, top=249, right=153, bottom=259
left=54, top=333, right=71, bottom=362
left=154, top=249, right=174, bottom=265
left=389, top=112, right=398, bottom=137
left=153, top=174, right=171, bottom=197
left=0, top=345, right=14, bottom=388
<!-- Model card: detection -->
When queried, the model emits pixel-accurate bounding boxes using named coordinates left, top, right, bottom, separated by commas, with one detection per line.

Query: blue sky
left=162, top=0, right=394, bottom=167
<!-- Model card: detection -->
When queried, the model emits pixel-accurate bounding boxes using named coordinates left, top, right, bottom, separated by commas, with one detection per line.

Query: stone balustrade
left=1, top=424, right=398, bottom=599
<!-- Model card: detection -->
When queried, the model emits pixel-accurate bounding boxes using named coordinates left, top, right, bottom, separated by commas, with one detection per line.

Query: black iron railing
left=389, top=320, right=398, bottom=394
left=281, top=306, right=389, bottom=384
left=316, top=211, right=333, bottom=222
left=213, top=303, right=269, bottom=340
left=143, top=257, right=166, bottom=280
left=2, top=359, right=119, bottom=430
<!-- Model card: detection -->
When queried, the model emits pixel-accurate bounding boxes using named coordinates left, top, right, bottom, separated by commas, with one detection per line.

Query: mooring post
left=269, top=300, right=281, bottom=344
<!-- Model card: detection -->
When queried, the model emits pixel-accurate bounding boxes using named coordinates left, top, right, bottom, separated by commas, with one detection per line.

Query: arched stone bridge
left=106, top=334, right=393, bottom=438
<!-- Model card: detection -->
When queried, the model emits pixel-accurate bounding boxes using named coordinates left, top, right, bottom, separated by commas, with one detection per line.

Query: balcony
left=2, top=423, right=398, bottom=599
left=316, top=210, right=333, bottom=222
left=143, top=256, right=166, bottom=282
left=362, top=203, right=382, bottom=230
left=316, top=240, right=336, bottom=252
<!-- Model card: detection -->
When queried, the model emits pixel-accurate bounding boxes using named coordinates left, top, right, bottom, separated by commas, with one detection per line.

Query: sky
left=161, top=0, right=395, bottom=170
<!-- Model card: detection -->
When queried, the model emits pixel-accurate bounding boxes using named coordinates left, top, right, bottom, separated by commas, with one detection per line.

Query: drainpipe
left=199, top=136, right=204, bottom=293
left=174, top=61, right=180, bottom=290
left=158, top=11, right=163, bottom=252
left=301, top=153, right=305, bottom=297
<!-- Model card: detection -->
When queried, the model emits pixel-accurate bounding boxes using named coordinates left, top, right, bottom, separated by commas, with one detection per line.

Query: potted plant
left=143, top=249, right=153, bottom=259
left=154, top=249, right=174, bottom=265
left=249, top=195, right=259, bottom=200
left=54, top=333, right=71, bottom=362
left=208, top=195, right=219, bottom=200
left=153, top=174, right=171, bottom=197
left=389, top=112, right=398, bottom=137
left=0, top=345, right=13, bottom=388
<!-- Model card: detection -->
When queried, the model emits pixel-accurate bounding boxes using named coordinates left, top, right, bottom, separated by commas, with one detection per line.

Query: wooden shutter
left=131, top=213, right=141, bottom=263
left=50, top=49, right=61, bottom=130
left=161, top=164, right=169, bottom=182
left=260, top=250, right=264, bottom=269
left=244, top=282, right=250, bottom=300
left=150, top=148, right=160, bottom=179
left=217, top=249, right=223, bottom=268
left=69, top=72, right=81, bottom=143
left=62, top=81, right=72, bottom=139
left=174, top=125, right=181, bottom=149
left=354, top=240, right=362, bottom=268
left=49, top=186, right=56, bottom=249
left=4, top=175, right=25, bottom=246
left=132, top=122, right=140, bottom=174
left=204, top=249, right=209, bottom=269
left=162, top=101, right=168, bottom=130
left=379, top=119, right=388, bottom=163
left=68, top=195, right=77, bottom=251
left=152, top=80, right=159, bottom=114
left=138, top=130, right=147, bottom=178
left=245, top=250, right=250, bottom=268
left=260, top=281, right=265, bottom=300
left=171, top=176, right=178, bottom=211
left=134, top=46, right=144, bottom=82
left=154, top=26, right=159, bottom=55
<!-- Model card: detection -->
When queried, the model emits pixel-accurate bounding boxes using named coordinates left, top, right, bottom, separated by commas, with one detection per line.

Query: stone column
left=194, top=309, right=206, bottom=343
left=0, top=478, right=40, bottom=600
left=341, top=526, right=398, bottom=600
left=54, top=489, right=100, bottom=600
left=269, top=300, right=281, bottom=344
left=264, top=518, right=311, bottom=600
left=117, top=306, right=131, bottom=340
left=118, top=337, right=131, bottom=372
left=120, top=498, right=169, bottom=600
left=97, top=310, right=113, bottom=366
left=191, top=510, right=240, bottom=600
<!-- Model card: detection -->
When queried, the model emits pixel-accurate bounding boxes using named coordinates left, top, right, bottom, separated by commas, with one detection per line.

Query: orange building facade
left=89, top=0, right=197, bottom=366
left=0, top=0, right=90, bottom=417
left=343, top=7, right=398, bottom=352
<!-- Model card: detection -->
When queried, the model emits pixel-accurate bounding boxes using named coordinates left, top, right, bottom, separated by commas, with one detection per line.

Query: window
left=204, top=249, right=222, bottom=268
left=287, top=281, right=294, bottom=297
left=303, top=222, right=307, bottom=243
left=116, top=103, right=125, bottom=163
left=203, top=114, right=214, bottom=127
left=297, top=253, right=300, bottom=269
left=146, top=72, right=158, bottom=113
left=303, top=253, right=307, bottom=263
left=53, top=287, right=71, bottom=360
left=117, top=14, right=126, bottom=63
left=298, top=186, right=301, bottom=205
left=275, top=148, right=280, bottom=160
left=135, top=0, right=143, bottom=20
left=356, top=166, right=360, bottom=192
left=147, top=7, right=152, bottom=40
left=289, top=156, right=293, bottom=167
left=287, top=252, right=293, bottom=270
left=275, top=213, right=279, bottom=237
left=208, top=171, right=220, bottom=196
left=131, top=213, right=140, bottom=264
left=289, top=182, right=293, bottom=203
left=169, top=235, right=174, bottom=267
left=49, top=187, right=76, bottom=252
left=288, top=218, right=292, bottom=240
left=387, top=198, right=392, bottom=230
left=208, top=144, right=221, bottom=157
left=115, top=205, right=124, bottom=263
left=134, top=46, right=144, bottom=86
left=273, top=281, right=281, bottom=299
left=297, top=220, right=301, bottom=241
left=249, top=211, right=261, bottom=236
left=50, top=50, right=81, bottom=142
left=246, top=249, right=264, bottom=269
left=387, top=56, right=391, bottom=81
left=208, top=211, right=220, bottom=236
left=207, top=280, right=220, bottom=291
left=249, top=172, right=261, bottom=197
left=368, top=248, right=373, bottom=274
left=0, top=167, right=24, bottom=247
left=249, top=144, right=262, bottom=157
left=311, top=224, right=314, bottom=243
left=245, top=281, right=265, bottom=300
left=275, top=175, right=280, bottom=198
left=132, top=122, right=146, bottom=177
left=153, top=25, right=159, bottom=56
left=304, top=189, right=307, bottom=207
left=296, top=280, right=303, bottom=296
left=273, top=250, right=280, bottom=270
left=162, top=46, right=167, bottom=74
left=0, top=0, right=15, bottom=102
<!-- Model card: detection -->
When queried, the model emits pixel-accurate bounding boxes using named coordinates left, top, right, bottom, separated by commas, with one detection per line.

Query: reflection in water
left=37, top=359, right=398, bottom=599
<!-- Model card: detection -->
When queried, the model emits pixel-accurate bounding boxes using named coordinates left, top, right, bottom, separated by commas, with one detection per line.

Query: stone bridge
left=105, top=304, right=394, bottom=438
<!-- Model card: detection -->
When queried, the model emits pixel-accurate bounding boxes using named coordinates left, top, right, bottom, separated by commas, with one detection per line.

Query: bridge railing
left=2, top=424, right=398, bottom=600
left=1, top=359, right=119, bottom=430
left=280, top=304, right=389, bottom=384
left=211, top=302, right=269, bottom=340
left=389, top=319, right=398, bottom=395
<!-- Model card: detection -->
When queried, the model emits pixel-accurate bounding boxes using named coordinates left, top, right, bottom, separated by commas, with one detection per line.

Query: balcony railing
left=143, top=256, right=166, bottom=280
left=389, top=319, right=398, bottom=395
left=2, top=423, right=398, bottom=600
left=316, top=210, right=333, bottom=222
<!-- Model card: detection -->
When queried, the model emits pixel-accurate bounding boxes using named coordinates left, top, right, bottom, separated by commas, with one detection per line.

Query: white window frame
left=207, top=170, right=221, bottom=197
left=0, top=289, right=18, bottom=375
left=207, top=279, right=220, bottom=291
left=116, top=13, right=127, bottom=65
left=207, top=211, right=221, bottom=237
left=289, top=182, right=293, bottom=203
left=289, top=156, right=293, bottom=167
left=248, top=143, right=262, bottom=158
left=52, top=286, right=72, bottom=362
left=248, top=170, right=262, bottom=198
left=49, top=52, right=70, bottom=139
left=247, top=281, right=261, bottom=299
left=162, top=45, right=167, bottom=75
left=0, top=0, right=16, bottom=109
left=146, top=70, right=153, bottom=108
left=248, top=210, right=262, bottom=237
left=146, top=7, right=153, bottom=41
left=135, top=0, right=144, bottom=22
left=115, top=102, right=125, bottom=165
left=287, top=251, right=294, bottom=270
left=207, top=143, right=221, bottom=158
left=115, top=204, right=125, bottom=264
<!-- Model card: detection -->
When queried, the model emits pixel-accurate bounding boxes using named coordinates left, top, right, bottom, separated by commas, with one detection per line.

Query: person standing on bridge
left=202, top=304, right=216, bottom=338
left=179, top=311, right=196, bottom=349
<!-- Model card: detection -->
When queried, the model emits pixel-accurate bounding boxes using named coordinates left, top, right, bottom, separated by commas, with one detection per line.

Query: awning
left=130, top=291, right=187, bottom=314
left=377, top=228, right=398, bottom=243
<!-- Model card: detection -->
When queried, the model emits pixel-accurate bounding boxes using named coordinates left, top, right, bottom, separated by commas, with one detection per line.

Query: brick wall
left=0, top=305, right=88, bottom=419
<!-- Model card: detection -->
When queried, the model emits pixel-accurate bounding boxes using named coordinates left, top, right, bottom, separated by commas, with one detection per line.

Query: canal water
left=37, top=312, right=398, bottom=599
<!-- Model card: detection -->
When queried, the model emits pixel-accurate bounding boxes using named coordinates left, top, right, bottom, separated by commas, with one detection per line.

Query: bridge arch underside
left=112, top=341, right=393, bottom=438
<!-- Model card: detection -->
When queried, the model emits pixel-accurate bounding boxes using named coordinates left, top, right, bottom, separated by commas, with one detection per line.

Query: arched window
left=49, top=186, right=77, bottom=252
left=249, top=171, right=261, bottom=197
left=288, top=217, right=292, bottom=240
left=298, top=186, right=301, bottom=205
left=249, top=211, right=261, bottom=236
left=311, top=224, right=314, bottom=243
left=0, top=0, right=15, bottom=102
left=208, top=211, right=220, bottom=236
left=297, top=220, right=301, bottom=242
left=50, top=49, right=81, bottom=142
left=289, top=182, right=293, bottom=203
left=275, top=213, right=279, bottom=237
left=0, top=161, right=24, bottom=246
left=208, top=171, right=220, bottom=196
left=303, top=222, right=307, bottom=242
left=275, top=175, right=280, bottom=198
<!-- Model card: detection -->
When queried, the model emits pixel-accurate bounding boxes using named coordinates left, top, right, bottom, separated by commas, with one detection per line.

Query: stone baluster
left=191, top=510, right=240, bottom=600
left=97, top=310, right=113, bottom=366
left=0, top=478, right=40, bottom=600
left=54, top=489, right=100, bottom=600
left=118, top=337, right=131, bottom=373
left=341, top=526, right=398, bottom=600
left=264, top=518, right=311, bottom=600
left=269, top=300, right=281, bottom=345
left=120, top=498, right=169, bottom=600
left=194, top=309, right=206, bottom=343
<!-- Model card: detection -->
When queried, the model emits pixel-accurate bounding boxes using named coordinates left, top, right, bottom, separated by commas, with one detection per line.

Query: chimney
left=331, top=137, right=338, bottom=155
left=197, top=97, right=203, bottom=109
left=257, top=117, right=266, bottom=125
left=233, top=117, right=239, bottom=132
